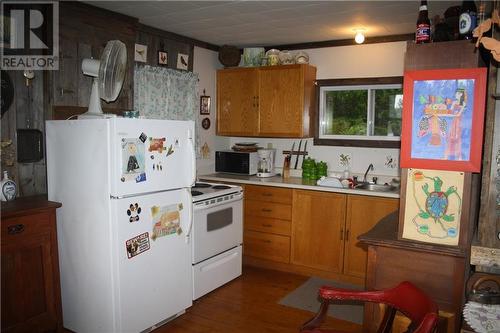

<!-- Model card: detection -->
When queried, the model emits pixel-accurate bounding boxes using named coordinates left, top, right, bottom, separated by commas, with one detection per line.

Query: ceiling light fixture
left=354, top=29, right=365, bottom=44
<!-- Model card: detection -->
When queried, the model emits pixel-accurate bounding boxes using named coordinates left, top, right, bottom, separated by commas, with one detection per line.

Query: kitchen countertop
left=199, top=173, right=400, bottom=199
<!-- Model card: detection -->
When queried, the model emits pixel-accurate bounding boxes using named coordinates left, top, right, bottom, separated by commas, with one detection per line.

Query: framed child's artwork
left=400, top=68, right=487, bottom=172
left=398, top=168, right=471, bottom=247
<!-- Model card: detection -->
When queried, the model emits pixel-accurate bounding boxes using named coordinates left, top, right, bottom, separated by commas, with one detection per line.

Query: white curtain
left=134, top=64, right=200, bottom=154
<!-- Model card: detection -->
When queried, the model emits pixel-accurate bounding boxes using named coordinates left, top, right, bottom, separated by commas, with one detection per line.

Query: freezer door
left=111, top=188, right=193, bottom=332
left=110, top=118, right=196, bottom=197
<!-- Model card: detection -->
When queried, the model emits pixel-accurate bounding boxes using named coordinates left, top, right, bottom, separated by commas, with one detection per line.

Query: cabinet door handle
left=262, top=239, right=271, bottom=244
left=262, top=208, right=272, bottom=213
left=262, top=193, right=273, bottom=197
left=7, top=224, right=25, bottom=235
left=262, top=223, right=272, bottom=227
left=340, top=228, right=344, bottom=240
left=345, top=229, right=349, bottom=241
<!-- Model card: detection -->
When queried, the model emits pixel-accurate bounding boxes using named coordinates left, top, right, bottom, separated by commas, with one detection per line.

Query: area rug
left=278, top=276, right=365, bottom=324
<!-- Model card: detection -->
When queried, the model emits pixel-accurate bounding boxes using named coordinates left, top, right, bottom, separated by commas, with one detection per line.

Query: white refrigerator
left=46, top=118, right=196, bottom=333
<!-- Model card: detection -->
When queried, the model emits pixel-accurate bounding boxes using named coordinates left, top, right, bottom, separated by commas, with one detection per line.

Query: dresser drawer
left=245, top=199, right=292, bottom=220
left=1, top=212, right=52, bottom=242
left=244, top=230, right=290, bottom=263
left=244, top=215, right=291, bottom=236
left=245, top=185, right=292, bottom=204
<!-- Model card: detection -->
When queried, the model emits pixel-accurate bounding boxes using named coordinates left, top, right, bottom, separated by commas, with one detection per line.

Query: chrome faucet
left=363, top=164, right=374, bottom=183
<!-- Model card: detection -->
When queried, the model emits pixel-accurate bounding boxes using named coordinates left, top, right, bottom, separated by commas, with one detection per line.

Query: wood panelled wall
left=1, top=1, right=217, bottom=197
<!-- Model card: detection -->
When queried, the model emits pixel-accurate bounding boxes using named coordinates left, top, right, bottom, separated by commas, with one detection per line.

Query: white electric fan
left=79, top=40, right=127, bottom=119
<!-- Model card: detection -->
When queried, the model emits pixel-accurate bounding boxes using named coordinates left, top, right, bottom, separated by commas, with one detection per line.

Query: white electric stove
left=190, top=182, right=243, bottom=300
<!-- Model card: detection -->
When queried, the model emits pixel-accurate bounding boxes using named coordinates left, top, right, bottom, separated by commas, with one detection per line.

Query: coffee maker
left=256, top=148, right=276, bottom=178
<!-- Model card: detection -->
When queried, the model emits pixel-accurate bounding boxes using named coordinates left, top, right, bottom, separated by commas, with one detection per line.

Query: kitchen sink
left=354, top=183, right=398, bottom=193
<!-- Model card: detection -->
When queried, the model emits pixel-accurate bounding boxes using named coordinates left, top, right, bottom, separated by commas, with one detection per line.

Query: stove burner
left=211, top=185, right=231, bottom=190
left=193, top=182, right=211, bottom=188
left=191, top=190, right=203, bottom=196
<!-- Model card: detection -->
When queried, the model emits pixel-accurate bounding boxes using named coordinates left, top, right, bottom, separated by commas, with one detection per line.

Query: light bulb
left=354, top=31, right=365, bottom=44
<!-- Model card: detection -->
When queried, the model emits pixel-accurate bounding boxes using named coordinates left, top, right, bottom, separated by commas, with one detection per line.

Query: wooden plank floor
left=156, top=265, right=363, bottom=333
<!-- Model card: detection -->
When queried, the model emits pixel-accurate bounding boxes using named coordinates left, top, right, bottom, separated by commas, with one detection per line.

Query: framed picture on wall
left=200, top=95, right=210, bottom=115
left=400, top=68, right=487, bottom=172
left=158, top=51, right=168, bottom=65
left=177, top=53, right=189, bottom=70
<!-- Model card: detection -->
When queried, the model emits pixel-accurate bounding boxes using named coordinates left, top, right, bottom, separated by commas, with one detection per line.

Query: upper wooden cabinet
left=216, top=64, right=317, bottom=138
left=217, top=68, right=260, bottom=136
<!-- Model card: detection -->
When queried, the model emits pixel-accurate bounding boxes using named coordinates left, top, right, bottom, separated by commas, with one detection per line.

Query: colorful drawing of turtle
left=418, top=176, right=457, bottom=225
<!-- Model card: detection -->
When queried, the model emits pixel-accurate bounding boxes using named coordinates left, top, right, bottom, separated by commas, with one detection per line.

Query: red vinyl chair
left=300, top=281, right=439, bottom=333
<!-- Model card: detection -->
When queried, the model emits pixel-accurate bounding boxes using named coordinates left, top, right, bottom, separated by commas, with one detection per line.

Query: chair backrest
left=315, top=281, right=438, bottom=332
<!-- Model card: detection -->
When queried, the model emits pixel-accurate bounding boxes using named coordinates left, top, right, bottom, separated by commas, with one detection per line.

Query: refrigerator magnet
left=125, top=232, right=150, bottom=259
left=148, top=137, right=166, bottom=153
left=121, top=138, right=146, bottom=183
left=166, top=144, right=174, bottom=157
left=127, top=203, right=141, bottom=223
left=151, top=203, right=182, bottom=241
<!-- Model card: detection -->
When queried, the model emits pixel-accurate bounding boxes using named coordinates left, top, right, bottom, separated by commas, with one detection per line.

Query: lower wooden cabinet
left=1, top=196, right=62, bottom=333
left=244, top=230, right=291, bottom=263
left=234, top=182, right=400, bottom=284
left=343, top=195, right=399, bottom=278
left=291, top=190, right=346, bottom=273
left=243, top=185, right=292, bottom=263
left=290, top=190, right=398, bottom=280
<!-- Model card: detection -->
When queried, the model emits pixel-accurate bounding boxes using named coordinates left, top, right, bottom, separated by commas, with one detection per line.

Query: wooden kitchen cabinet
left=243, top=185, right=292, bottom=263
left=216, top=64, right=317, bottom=138
left=343, top=195, right=399, bottom=278
left=291, top=190, right=346, bottom=273
left=1, top=196, right=63, bottom=333
left=216, top=68, right=260, bottom=136
left=291, top=190, right=398, bottom=280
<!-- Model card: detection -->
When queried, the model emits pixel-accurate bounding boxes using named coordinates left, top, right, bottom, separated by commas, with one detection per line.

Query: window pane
left=323, top=90, right=367, bottom=135
left=373, top=88, right=403, bottom=137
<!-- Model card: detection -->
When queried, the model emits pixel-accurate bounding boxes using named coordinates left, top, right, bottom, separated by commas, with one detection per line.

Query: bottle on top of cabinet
left=416, top=0, right=431, bottom=44
left=1, top=170, right=17, bottom=201
left=459, top=1, right=477, bottom=39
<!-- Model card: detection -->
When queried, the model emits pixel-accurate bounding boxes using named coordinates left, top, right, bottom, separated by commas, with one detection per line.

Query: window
left=315, top=77, right=403, bottom=148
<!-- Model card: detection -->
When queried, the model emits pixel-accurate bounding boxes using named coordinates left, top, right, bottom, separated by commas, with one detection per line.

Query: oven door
left=192, top=194, right=243, bottom=264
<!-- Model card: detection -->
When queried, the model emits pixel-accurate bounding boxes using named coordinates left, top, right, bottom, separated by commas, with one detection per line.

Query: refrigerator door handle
left=185, top=188, right=193, bottom=243
left=188, top=129, right=196, bottom=186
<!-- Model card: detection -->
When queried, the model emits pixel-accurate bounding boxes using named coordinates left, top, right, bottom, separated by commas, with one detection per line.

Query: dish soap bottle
left=1, top=170, right=17, bottom=201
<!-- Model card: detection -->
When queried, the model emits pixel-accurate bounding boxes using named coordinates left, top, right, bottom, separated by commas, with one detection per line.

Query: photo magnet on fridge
left=148, top=137, right=166, bottom=153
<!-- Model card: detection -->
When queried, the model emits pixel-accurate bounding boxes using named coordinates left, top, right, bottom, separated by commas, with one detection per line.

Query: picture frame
left=134, top=44, right=147, bottom=63
left=158, top=51, right=168, bottom=65
left=201, top=117, right=211, bottom=130
left=398, top=168, right=472, bottom=249
left=177, top=53, right=189, bottom=70
left=200, top=95, right=210, bottom=115
left=400, top=68, right=487, bottom=172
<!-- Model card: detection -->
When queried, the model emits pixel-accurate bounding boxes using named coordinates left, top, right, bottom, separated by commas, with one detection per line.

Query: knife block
left=282, top=156, right=291, bottom=179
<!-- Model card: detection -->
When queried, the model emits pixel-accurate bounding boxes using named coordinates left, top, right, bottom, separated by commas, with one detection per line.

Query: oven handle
left=193, top=192, right=243, bottom=211
left=185, top=188, right=194, bottom=243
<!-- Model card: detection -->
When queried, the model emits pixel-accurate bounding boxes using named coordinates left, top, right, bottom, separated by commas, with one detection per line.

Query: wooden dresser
left=1, top=196, right=63, bottom=333
left=359, top=212, right=467, bottom=333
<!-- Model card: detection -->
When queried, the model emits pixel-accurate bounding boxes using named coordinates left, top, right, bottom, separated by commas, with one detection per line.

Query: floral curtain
left=134, top=64, right=200, bottom=154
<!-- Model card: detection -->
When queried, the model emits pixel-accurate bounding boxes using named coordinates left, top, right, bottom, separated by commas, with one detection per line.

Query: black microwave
left=215, top=151, right=258, bottom=175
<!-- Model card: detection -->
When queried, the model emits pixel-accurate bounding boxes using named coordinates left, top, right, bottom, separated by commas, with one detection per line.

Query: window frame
left=314, top=76, right=403, bottom=148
